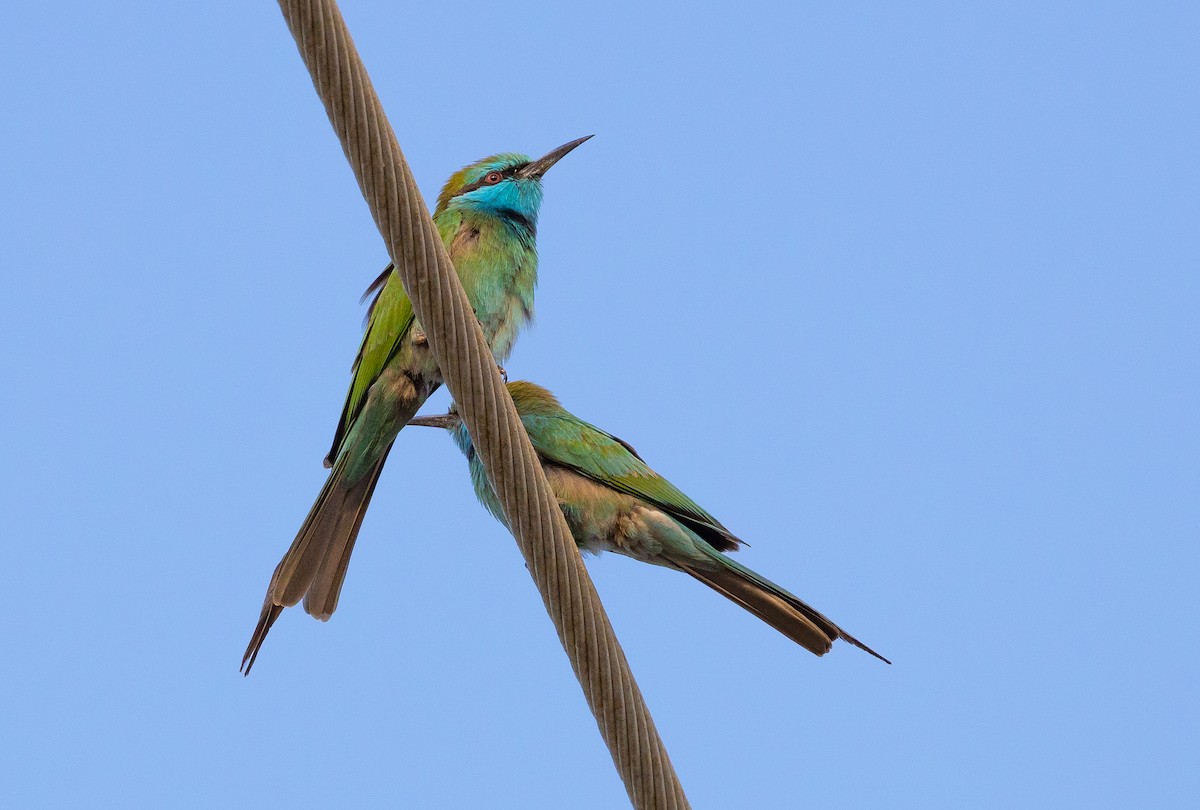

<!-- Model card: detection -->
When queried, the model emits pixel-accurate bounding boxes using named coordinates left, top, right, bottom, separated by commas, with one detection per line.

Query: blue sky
left=2, top=2, right=1197, bottom=807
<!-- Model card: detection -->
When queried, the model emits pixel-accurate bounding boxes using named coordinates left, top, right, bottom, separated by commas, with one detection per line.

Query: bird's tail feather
left=303, top=449, right=389, bottom=621
left=240, top=446, right=392, bottom=674
left=680, top=549, right=890, bottom=664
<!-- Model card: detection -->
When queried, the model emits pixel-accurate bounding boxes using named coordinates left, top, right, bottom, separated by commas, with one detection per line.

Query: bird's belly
left=475, top=299, right=528, bottom=365
left=544, top=467, right=675, bottom=568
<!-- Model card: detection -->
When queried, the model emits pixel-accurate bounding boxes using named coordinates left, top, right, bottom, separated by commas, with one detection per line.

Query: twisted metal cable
left=275, top=2, right=689, bottom=806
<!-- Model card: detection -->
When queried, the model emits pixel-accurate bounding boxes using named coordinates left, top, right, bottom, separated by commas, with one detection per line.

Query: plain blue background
left=2, top=2, right=1197, bottom=807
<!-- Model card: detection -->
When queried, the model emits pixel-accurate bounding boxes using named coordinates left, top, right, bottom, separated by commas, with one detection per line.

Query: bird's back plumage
left=503, top=382, right=741, bottom=553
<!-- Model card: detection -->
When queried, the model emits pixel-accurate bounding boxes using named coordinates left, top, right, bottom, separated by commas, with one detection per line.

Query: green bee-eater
left=242, top=138, right=592, bottom=673
left=410, top=381, right=889, bottom=663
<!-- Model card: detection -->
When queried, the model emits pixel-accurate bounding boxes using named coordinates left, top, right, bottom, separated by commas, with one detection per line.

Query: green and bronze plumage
left=242, top=139, right=591, bottom=673
left=411, top=381, right=889, bottom=663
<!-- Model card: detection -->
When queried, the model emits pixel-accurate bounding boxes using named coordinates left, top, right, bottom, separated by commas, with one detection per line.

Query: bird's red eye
left=484, top=171, right=503, bottom=185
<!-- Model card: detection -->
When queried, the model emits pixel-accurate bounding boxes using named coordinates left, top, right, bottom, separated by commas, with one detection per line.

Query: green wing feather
left=326, top=209, right=469, bottom=465
left=325, top=263, right=415, bottom=464
left=522, top=413, right=742, bottom=552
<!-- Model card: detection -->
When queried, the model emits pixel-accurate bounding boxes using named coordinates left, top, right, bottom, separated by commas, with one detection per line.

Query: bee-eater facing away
left=241, top=138, right=592, bottom=674
left=410, top=381, right=890, bottom=663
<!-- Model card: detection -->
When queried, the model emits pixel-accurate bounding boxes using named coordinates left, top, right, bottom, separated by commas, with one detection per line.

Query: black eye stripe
left=454, top=164, right=529, bottom=197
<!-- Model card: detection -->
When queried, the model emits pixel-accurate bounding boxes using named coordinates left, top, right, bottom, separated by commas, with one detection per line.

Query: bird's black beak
left=517, top=135, right=593, bottom=179
left=408, top=414, right=457, bottom=429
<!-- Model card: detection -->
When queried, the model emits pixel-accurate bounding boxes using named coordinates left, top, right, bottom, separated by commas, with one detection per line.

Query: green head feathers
left=434, top=153, right=531, bottom=215
left=432, top=137, right=594, bottom=225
